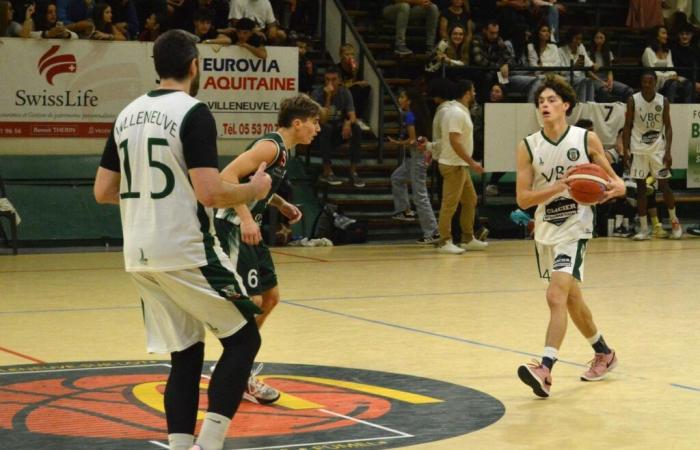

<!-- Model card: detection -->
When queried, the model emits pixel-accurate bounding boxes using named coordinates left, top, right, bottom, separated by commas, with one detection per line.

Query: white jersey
left=525, top=125, right=594, bottom=245
left=630, top=91, right=666, bottom=155
left=113, top=91, right=221, bottom=272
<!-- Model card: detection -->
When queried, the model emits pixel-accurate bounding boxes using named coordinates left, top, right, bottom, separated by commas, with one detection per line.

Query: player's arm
left=587, top=131, right=625, bottom=201
left=663, top=97, right=673, bottom=167
left=269, top=193, right=302, bottom=224
left=515, top=141, right=566, bottom=209
left=621, top=95, right=634, bottom=167
left=94, top=127, right=121, bottom=205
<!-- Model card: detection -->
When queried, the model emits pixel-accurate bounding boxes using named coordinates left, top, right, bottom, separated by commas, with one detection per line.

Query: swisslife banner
left=0, top=40, right=155, bottom=139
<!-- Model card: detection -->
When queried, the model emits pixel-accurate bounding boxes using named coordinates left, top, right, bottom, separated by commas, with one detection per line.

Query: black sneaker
left=350, top=174, right=366, bottom=188
left=417, top=233, right=440, bottom=244
left=319, top=173, right=343, bottom=185
left=612, top=226, right=634, bottom=238
left=392, top=211, right=417, bottom=222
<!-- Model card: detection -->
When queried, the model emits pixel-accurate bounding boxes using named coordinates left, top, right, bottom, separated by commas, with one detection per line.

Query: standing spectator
left=485, top=83, right=505, bottom=196
left=588, top=29, right=633, bottom=102
left=311, top=66, right=365, bottom=187
left=558, top=27, right=596, bottom=102
left=228, top=0, right=285, bottom=44
left=531, top=0, right=563, bottom=42
left=138, top=11, right=166, bottom=41
left=642, top=25, right=693, bottom=103
left=297, top=37, right=315, bottom=93
left=671, top=21, right=700, bottom=102
left=626, top=0, right=663, bottom=31
left=435, top=80, right=487, bottom=254
left=338, top=43, right=371, bottom=131
left=226, top=16, right=266, bottom=58
left=388, top=89, right=440, bottom=244
left=193, top=8, right=230, bottom=44
left=91, top=3, right=127, bottom=40
left=472, top=20, right=538, bottom=102
left=107, top=0, right=139, bottom=39
left=383, top=0, right=439, bottom=56
left=623, top=70, right=683, bottom=240
left=438, top=0, right=472, bottom=44
left=93, top=30, right=272, bottom=450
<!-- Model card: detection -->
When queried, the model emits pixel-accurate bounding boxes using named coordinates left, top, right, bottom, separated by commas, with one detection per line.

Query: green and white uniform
left=215, top=132, right=289, bottom=295
left=629, top=91, right=670, bottom=180
left=524, top=125, right=593, bottom=281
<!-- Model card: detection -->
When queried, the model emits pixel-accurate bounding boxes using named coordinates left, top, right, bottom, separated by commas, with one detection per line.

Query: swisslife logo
left=37, top=45, right=77, bottom=85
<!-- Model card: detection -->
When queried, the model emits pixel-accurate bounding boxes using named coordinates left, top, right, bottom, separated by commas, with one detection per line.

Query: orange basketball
left=568, top=163, right=610, bottom=205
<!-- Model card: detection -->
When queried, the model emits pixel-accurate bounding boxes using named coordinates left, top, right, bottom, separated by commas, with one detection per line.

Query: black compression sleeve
left=181, top=103, right=219, bottom=169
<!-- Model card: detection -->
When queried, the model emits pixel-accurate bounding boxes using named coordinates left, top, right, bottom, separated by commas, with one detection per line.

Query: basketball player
left=623, top=70, right=682, bottom=240
left=214, top=94, right=321, bottom=404
left=94, top=30, right=271, bottom=450
left=515, top=75, right=625, bottom=398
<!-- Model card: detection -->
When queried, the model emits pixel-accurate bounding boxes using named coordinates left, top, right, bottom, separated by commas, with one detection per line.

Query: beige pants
left=438, top=163, right=477, bottom=244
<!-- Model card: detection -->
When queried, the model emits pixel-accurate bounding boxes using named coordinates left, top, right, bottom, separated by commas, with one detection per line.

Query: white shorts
left=130, top=259, right=253, bottom=354
left=630, top=151, right=671, bottom=180
left=535, top=239, right=588, bottom=282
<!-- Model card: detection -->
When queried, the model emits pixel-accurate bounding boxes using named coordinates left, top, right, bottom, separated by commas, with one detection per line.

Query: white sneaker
left=437, top=241, right=465, bottom=254
left=244, top=363, right=280, bottom=405
left=459, top=238, right=488, bottom=251
left=632, top=230, right=651, bottom=241
left=356, top=119, right=371, bottom=131
left=670, top=218, right=682, bottom=239
left=485, top=184, right=499, bottom=196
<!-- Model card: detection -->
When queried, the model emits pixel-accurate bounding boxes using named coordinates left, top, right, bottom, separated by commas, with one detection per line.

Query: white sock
left=668, top=208, right=678, bottom=221
left=168, top=433, right=194, bottom=450
left=615, top=214, right=623, bottom=228
left=196, top=412, right=231, bottom=450
left=543, top=346, right=559, bottom=360
left=586, top=332, right=601, bottom=345
left=639, top=215, right=648, bottom=231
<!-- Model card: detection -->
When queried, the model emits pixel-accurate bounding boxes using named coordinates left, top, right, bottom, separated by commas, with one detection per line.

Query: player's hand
left=241, top=219, right=262, bottom=245
left=601, top=176, right=626, bottom=202
left=663, top=152, right=672, bottom=168
left=250, top=162, right=271, bottom=200
left=279, top=202, right=302, bottom=224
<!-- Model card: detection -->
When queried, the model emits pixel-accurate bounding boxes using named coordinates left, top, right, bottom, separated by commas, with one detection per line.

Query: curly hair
left=533, top=74, right=577, bottom=116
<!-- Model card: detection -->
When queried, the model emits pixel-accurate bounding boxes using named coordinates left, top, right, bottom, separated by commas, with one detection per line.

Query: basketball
left=568, top=163, right=610, bottom=205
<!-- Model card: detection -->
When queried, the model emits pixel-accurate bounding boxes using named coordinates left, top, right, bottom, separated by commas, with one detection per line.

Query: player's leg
left=630, top=154, right=651, bottom=239
left=657, top=172, right=682, bottom=238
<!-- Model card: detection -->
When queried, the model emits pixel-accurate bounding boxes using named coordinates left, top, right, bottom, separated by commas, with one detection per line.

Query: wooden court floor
left=1, top=238, right=700, bottom=449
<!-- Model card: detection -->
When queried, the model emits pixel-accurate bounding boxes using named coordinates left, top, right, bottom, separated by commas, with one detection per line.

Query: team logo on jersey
left=220, top=284, right=241, bottom=299
left=641, top=130, right=660, bottom=145
left=38, top=45, right=77, bottom=85
left=566, top=148, right=580, bottom=161
left=544, top=197, right=578, bottom=226
left=0, top=361, right=505, bottom=450
left=656, top=105, right=662, bottom=112
left=552, top=254, right=572, bottom=270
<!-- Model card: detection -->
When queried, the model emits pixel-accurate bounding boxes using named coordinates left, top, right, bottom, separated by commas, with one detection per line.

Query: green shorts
left=215, top=218, right=278, bottom=296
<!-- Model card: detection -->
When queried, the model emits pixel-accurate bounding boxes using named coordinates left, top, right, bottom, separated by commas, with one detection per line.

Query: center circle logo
left=0, top=360, right=505, bottom=449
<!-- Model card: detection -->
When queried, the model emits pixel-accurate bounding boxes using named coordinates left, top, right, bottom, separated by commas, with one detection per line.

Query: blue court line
left=282, top=300, right=700, bottom=394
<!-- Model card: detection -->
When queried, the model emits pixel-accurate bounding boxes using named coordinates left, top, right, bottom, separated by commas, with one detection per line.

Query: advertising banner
left=688, top=107, right=700, bottom=188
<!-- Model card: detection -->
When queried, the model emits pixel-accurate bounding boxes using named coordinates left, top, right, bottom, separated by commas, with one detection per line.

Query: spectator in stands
left=438, top=0, right=472, bottom=44
left=671, top=21, right=700, bottom=102
left=1, top=0, right=32, bottom=37
left=588, top=29, right=633, bottom=102
left=228, top=0, right=285, bottom=44
left=193, top=7, right=230, bottom=44
left=311, top=66, right=366, bottom=188
left=338, top=43, right=371, bottom=132
left=528, top=23, right=561, bottom=73
left=642, top=25, right=693, bottom=103
left=91, top=3, right=126, bottom=40
left=203, top=0, right=230, bottom=29
left=435, top=80, right=487, bottom=254
left=485, top=83, right=505, bottom=196
left=531, top=0, right=563, bottom=43
left=438, top=23, right=470, bottom=68
left=297, top=37, right=315, bottom=93
left=496, top=0, right=529, bottom=44
left=34, top=1, right=79, bottom=38
left=107, top=0, right=138, bottom=39
left=383, top=0, right=440, bottom=56
left=558, top=27, right=595, bottom=102
left=56, top=0, right=96, bottom=35
left=388, top=89, right=440, bottom=244
left=226, top=16, right=266, bottom=57
left=626, top=0, right=663, bottom=31
left=138, top=11, right=165, bottom=41
left=472, top=20, right=539, bottom=102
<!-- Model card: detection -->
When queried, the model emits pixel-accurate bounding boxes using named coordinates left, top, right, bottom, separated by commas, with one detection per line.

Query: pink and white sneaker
left=517, top=360, right=552, bottom=398
left=670, top=218, right=683, bottom=239
left=580, top=350, right=618, bottom=381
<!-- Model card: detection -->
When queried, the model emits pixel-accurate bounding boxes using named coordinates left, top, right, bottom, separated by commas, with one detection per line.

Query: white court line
left=318, top=408, right=413, bottom=438
left=0, top=363, right=171, bottom=376
left=232, top=434, right=410, bottom=450
left=149, top=440, right=169, bottom=449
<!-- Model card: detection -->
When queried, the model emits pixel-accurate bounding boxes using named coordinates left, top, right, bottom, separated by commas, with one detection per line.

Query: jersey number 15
left=119, top=138, right=175, bottom=199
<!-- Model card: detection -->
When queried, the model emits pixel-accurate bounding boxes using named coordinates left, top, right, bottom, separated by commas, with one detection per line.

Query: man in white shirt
left=228, top=0, right=285, bottom=44
left=435, top=80, right=487, bottom=254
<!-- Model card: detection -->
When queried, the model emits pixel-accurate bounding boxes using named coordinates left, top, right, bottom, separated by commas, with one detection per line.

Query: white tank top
left=630, top=91, right=665, bottom=155
left=113, top=91, right=222, bottom=272
left=525, top=125, right=594, bottom=245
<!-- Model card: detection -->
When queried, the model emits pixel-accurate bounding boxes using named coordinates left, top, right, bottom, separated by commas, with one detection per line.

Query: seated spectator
left=438, top=0, right=472, bottom=44
left=193, top=7, right=230, bottom=44
left=56, top=0, right=96, bottom=35
left=558, top=27, right=595, bottom=102
left=531, top=0, right=563, bottom=42
left=626, top=0, right=663, bottom=31
left=90, top=3, right=126, bottom=40
left=106, top=0, right=138, bottom=39
left=311, top=66, right=365, bottom=188
left=338, top=43, right=371, bottom=131
left=1, top=0, right=32, bottom=37
left=671, top=21, right=700, bottom=102
left=485, top=82, right=505, bottom=196
left=528, top=23, right=561, bottom=72
left=227, top=16, right=266, bottom=57
left=228, top=0, right=285, bottom=44
left=472, top=20, right=538, bottom=101
left=496, top=0, right=529, bottom=44
left=138, top=11, right=166, bottom=41
left=440, top=23, right=470, bottom=67
left=34, top=1, right=79, bottom=39
left=642, top=25, right=693, bottom=103
left=297, top=37, right=316, bottom=93
left=383, top=0, right=439, bottom=56
left=588, top=29, right=633, bottom=102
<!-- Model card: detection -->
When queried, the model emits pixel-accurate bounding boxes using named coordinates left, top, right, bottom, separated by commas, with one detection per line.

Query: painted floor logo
left=0, top=361, right=504, bottom=449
